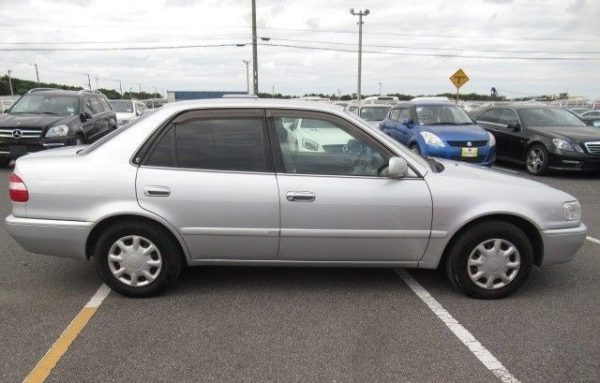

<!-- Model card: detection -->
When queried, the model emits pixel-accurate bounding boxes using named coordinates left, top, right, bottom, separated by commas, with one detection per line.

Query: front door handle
left=286, top=191, right=316, bottom=202
left=144, top=186, right=171, bottom=197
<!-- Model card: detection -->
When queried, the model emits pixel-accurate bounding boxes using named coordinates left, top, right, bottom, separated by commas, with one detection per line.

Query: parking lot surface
left=1, top=164, right=599, bottom=382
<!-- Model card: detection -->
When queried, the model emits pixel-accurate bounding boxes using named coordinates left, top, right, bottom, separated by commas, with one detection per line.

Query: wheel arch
left=85, top=214, right=190, bottom=264
left=441, top=213, right=544, bottom=267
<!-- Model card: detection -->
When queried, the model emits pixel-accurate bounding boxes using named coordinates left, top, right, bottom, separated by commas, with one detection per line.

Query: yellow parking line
left=23, top=284, right=111, bottom=383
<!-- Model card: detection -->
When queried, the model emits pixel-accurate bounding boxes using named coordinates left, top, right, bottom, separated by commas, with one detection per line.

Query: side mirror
left=507, top=120, right=521, bottom=132
left=80, top=111, right=92, bottom=122
left=388, top=156, right=409, bottom=178
left=401, top=118, right=413, bottom=126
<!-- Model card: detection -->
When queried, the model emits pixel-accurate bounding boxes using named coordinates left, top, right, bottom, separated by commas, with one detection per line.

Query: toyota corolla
left=5, top=99, right=587, bottom=298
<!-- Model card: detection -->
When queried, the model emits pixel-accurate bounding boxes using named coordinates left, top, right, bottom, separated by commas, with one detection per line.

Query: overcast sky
left=1, top=0, right=599, bottom=99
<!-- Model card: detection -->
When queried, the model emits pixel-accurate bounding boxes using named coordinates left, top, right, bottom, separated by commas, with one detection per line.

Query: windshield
left=109, top=100, right=134, bottom=113
left=360, top=106, right=391, bottom=121
left=10, top=94, right=79, bottom=115
left=415, top=105, right=474, bottom=125
left=518, top=108, right=586, bottom=127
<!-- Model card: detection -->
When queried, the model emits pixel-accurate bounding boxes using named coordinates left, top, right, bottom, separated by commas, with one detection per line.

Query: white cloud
left=0, top=0, right=598, bottom=98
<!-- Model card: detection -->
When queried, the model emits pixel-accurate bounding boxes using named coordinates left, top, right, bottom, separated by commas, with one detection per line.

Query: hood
left=420, top=124, right=489, bottom=142
left=0, top=113, right=75, bottom=129
left=527, top=125, right=600, bottom=143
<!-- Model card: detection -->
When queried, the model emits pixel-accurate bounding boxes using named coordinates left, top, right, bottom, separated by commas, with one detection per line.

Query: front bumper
left=5, top=215, right=92, bottom=259
left=540, top=223, right=587, bottom=266
left=421, top=144, right=496, bottom=167
left=548, top=151, right=600, bottom=172
left=0, top=138, right=74, bottom=160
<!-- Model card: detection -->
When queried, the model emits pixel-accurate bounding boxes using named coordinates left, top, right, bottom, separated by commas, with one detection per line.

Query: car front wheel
left=94, top=221, right=183, bottom=297
left=445, top=220, right=533, bottom=299
left=526, top=144, right=549, bottom=175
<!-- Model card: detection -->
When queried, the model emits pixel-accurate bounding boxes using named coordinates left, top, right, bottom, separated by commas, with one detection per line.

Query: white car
left=109, top=99, right=148, bottom=126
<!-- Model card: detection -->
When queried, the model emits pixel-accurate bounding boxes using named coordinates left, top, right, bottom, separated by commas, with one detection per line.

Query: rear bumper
left=540, top=224, right=587, bottom=266
left=4, top=215, right=92, bottom=259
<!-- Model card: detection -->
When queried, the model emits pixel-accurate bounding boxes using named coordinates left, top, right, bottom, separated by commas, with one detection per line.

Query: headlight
left=553, top=138, right=574, bottom=151
left=487, top=132, right=496, bottom=146
left=420, top=131, right=444, bottom=147
left=45, top=125, right=69, bottom=137
left=302, top=138, right=319, bottom=151
left=563, top=201, right=581, bottom=221
left=118, top=119, right=130, bottom=126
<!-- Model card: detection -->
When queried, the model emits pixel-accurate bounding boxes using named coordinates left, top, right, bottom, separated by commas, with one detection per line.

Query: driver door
left=268, top=109, right=432, bottom=263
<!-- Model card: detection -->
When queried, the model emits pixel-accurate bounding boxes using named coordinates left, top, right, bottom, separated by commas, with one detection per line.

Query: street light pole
left=350, top=8, right=369, bottom=107
left=243, top=60, right=250, bottom=94
left=251, top=0, right=259, bottom=95
left=7, top=70, right=13, bottom=96
left=86, top=73, right=92, bottom=90
left=378, top=82, right=382, bottom=96
left=31, top=63, right=40, bottom=84
left=117, top=80, right=123, bottom=97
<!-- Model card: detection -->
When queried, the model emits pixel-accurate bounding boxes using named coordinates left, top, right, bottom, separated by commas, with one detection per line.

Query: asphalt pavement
left=1, top=163, right=599, bottom=383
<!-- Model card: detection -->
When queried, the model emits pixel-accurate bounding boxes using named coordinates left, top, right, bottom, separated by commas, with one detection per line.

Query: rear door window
left=477, top=108, right=501, bottom=123
left=146, top=116, right=270, bottom=172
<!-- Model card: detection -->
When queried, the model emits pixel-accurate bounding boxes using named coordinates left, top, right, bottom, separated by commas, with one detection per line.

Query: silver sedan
left=5, top=99, right=587, bottom=298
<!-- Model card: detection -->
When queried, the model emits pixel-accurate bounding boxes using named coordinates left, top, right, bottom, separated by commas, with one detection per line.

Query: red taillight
left=9, top=173, right=29, bottom=202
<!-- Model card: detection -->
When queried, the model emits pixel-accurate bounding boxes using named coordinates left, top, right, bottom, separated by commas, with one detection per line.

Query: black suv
left=0, top=88, right=117, bottom=167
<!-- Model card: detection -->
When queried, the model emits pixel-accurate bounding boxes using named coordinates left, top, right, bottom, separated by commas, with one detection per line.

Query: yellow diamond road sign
left=450, top=68, right=469, bottom=89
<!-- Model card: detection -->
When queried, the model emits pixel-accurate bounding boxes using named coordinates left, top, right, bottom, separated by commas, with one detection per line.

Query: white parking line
left=493, top=166, right=520, bottom=174
left=395, top=269, right=520, bottom=383
left=586, top=236, right=600, bottom=245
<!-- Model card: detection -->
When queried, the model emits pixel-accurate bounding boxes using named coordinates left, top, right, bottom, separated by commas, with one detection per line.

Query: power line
left=0, top=43, right=248, bottom=52
left=258, top=42, right=600, bottom=61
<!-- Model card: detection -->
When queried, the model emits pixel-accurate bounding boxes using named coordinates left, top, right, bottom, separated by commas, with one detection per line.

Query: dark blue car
left=379, top=100, right=496, bottom=166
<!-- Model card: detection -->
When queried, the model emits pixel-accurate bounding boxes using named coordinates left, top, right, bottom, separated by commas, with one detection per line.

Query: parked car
left=580, top=110, right=600, bottom=127
left=475, top=105, right=600, bottom=175
left=379, top=100, right=496, bottom=166
left=362, top=95, right=399, bottom=105
left=109, top=99, right=148, bottom=126
left=0, top=88, right=117, bottom=167
left=346, top=105, right=392, bottom=127
left=5, top=99, right=586, bottom=299
left=567, top=107, right=592, bottom=116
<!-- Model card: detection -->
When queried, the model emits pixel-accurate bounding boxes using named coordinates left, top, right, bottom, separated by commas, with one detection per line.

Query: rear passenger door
left=498, top=108, right=527, bottom=160
left=476, top=108, right=509, bottom=159
left=89, top=96, right=107, bottom=140
left=136, top=109, right=280, bottom=261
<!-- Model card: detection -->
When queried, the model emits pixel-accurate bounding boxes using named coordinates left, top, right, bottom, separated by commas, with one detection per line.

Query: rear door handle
left=286, top=191, right=316, bottom=202
left=143, top=186, right=171, bottom=197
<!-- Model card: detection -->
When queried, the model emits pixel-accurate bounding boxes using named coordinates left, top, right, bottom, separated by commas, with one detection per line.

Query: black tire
left=409, top=143, right=421, bottom=155
left=525, top=144, right=549, bottom=176
left=445, top=220, right=533, bottom=299
left=93, top=220, right=183, bottom=297
left=0, top=158, right=10, bottom=168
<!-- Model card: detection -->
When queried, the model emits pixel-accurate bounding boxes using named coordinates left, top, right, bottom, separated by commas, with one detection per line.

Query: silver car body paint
left=5, top=99, right=587, bottom=268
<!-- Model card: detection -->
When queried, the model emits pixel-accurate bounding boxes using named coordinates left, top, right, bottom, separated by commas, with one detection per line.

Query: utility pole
left=86, top=73, right=91, bottom=90
left=243, top=60, right=250, bottom=94
left=350, top=8, right=369, bottom=106
left=272, top=84, right=275, bottom=96
left=378, top=82, right=382, bottom=96
left=138, top=84, right=142, bottom=93
left=251, top=0, right=259, bottom=95
left=117, top=79, right=123, bottom=96
left=7, top=70, right=13, bottom=96
left=31, top=63, right=40, bottom=84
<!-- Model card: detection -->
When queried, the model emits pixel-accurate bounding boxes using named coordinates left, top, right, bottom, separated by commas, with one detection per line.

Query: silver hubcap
left=108, top=235, right=162, bottom=287
left=527, top=148, right=545, bottom=172
left=467, top=239, right=521, bottom=290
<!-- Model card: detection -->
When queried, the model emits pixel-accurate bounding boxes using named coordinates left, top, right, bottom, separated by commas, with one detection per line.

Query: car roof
left=158, top=98, right=347, bottom=114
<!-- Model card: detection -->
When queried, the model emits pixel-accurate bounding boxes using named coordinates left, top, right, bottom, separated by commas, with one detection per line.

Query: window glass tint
left=359, top=106, right=391, bottom=121
left=274, top=116, right=389, bottom=177
left=477, top=108, right=501, bottom=123
left=498, top=109, right=518, bottom=125
left=517, top=108, right=586, bottom=128
left=398, top=108, right=412, bottom=122
left=90, top=97, right=103, bottom=114
left=146, top=117, right=268, bottom=172
left=415, top=105, right=473, bottom=125
left=84, top=98, right=94, bottom=115
left=10, top=94, right=79, bottom=115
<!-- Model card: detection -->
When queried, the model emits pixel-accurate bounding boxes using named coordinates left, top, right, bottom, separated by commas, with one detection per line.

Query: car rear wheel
left=525, top=144, right=549, bottom=175
left=93, top=221, right=183, bottom=297
left=445, top=220, right=533, bottom=299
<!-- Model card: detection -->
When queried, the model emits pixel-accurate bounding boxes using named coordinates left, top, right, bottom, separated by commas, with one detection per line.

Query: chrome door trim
left=280, top=228, right=439, bottom=238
